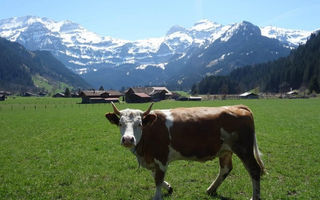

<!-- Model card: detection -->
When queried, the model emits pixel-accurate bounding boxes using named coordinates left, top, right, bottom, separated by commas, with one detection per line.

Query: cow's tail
left=253, top=133, right=267, bottom=176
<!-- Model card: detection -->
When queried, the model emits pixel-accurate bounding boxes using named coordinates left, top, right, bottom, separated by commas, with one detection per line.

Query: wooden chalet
left=0, top=94, right=6, bottom=101
left=0, top=91, right=10, bottom=101
left=239, top=92, right=259, bottom=99
left=79, top=90, right=123, bottom=103
left=23, top=92, right=36, bottom=97
left=125, top=87, right=172, bottom=103
left=53, top=93, right=65, bottom=98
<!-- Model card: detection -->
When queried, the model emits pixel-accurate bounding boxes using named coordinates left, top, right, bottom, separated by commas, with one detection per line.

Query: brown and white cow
left=105, top=102, right=266, bottom=200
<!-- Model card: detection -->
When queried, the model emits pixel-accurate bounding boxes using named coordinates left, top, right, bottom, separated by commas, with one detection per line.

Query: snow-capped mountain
left=0, top=16, right=315, bottom=89
left=261, top=26, right=311, bottom=47
left=165, top=21, right=293, bottom=89
left=0, top=16, right=220, bottom=74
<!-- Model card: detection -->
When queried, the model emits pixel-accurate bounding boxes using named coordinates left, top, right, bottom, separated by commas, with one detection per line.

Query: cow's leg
left=207, top=152, right=233, bottom=195
left=235, top=148, right=261, bottom=200
left=152, top=166, right=166, bottom=200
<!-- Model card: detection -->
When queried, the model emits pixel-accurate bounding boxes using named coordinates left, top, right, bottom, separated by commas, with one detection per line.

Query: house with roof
left=239, top=91, right=259, bottom=99
left=52, top=92, right=65, bottom=98
left=79, top=90, right=123, bottom=103
left=125, top=87, right=172, bottom=103
left=0, top=91, right=10, bottom=101
left=0, top=94, right=6, bottom=101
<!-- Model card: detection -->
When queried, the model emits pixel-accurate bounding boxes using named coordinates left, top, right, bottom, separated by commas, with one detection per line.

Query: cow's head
left=105, top=102, right=157, bottom=148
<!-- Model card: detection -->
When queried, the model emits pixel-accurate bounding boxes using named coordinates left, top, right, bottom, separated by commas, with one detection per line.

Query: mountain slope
left=165, top=21, right=291, bottom=89
left=0, top=37, right=90, bottom=92
left=192, top=31, right=320, bottom=94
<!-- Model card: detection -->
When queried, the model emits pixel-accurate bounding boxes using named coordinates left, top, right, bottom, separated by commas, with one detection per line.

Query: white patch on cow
left=119, top=109, right=144, bottom=145
left=218, top=128, right=238, bottom=155
left=162, top=181, right=171, bottom=191
left=167, top=145, right=185, bottom=162
left=154, top=159, right=167, bottom=172
left=159, top=110, right=174, bottom=140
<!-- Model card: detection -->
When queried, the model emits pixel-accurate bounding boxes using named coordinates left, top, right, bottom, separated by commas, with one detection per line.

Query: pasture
left=0, top=97, right=319, bottom=199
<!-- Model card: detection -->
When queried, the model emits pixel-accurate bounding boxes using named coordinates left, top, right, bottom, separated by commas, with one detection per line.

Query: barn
left=52, top=93, right=65, bottom=98
left=79, top=90, right=123, bottom=103
left=125, top=87, right=172, bottom=103
left=0, top=94, right=6, bottom=101
left=239, top=92, right=259, bottom=99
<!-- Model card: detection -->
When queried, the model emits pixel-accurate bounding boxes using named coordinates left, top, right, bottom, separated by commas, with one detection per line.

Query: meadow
left=0, top=97, right=319, bottom=199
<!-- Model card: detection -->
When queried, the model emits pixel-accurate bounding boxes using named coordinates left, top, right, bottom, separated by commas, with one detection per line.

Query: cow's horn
left=111, top=102, right=121, bottom=115
left=143, top=103, right=154, bottom=116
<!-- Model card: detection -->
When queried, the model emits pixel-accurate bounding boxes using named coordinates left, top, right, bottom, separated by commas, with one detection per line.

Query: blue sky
left=1, top=0, right=320, bottom=40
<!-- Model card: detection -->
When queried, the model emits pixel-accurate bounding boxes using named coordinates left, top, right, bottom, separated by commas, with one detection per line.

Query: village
left=0, top=86, right=309, bottom=103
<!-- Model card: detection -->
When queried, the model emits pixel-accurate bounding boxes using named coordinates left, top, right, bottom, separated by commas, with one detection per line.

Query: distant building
left=188, top=96, right=202, bottom=101
left=23, top=92, right=36, bottom=97
left=53, top=93, right=65, bottom=98
left=125, top=87, right=172, bottom=103
left=38, top=92, right=47, bottom=96
left=0, top=94, right=6, bottom=101
left=287, top=90, right=298, bottom=95
left=239, top=92, right=259, bottom=99
left=0, top=91, right=11, bottom=96
left=79, top=90, right=123, bottom=103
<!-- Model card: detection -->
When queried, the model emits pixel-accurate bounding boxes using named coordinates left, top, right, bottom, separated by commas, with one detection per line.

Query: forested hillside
left=0, top=37, right=90, bottom=93
left=192, top=32, right=320, bottom=94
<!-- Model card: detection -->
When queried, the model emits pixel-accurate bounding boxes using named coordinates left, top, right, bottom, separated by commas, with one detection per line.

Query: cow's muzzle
left=121, top=135, right=135, bottom=148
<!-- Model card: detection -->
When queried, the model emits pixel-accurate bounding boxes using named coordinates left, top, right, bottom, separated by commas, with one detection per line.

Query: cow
left=105, top=102, right=266, bottom=200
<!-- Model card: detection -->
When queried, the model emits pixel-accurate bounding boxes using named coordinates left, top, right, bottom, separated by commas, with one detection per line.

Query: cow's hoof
left=206, top=189, right=217, bottom=196
left=168, top=187, right=173, bottom=195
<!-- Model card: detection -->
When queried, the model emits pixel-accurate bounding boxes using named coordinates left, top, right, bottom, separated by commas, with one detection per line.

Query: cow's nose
left=121, top=136, right=135, bottom=147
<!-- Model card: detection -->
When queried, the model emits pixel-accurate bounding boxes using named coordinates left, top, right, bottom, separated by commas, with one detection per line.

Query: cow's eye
left=138, top=122, right=142, bottom=127
left=119, top=123, right=122, bottom=127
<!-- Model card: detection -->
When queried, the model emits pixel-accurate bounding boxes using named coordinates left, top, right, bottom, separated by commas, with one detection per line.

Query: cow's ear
left=105, top=113, right=120, bottom=126
left=142, top=113, right=157, bottom=127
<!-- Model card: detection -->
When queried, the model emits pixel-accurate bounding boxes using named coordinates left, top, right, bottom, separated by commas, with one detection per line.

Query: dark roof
left=80, top=90, right=107, bottom=97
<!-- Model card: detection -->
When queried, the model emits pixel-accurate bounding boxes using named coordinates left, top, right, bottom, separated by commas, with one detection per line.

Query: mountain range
left=0, top=16, right=315, bottom=90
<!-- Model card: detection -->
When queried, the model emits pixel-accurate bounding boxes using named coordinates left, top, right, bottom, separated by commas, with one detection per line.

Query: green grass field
left=0, top=97, right=319, bottom=199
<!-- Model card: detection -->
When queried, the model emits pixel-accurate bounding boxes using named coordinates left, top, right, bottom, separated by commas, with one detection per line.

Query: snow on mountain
left=261, top=26, right=312, bottom=47
left=0, top=16, right=316, bottom=89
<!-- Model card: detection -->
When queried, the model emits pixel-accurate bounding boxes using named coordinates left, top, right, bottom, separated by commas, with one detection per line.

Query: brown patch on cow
left=168, top=107, right=224, bottom=160
left=168, top=105, right=255, bottom=161
left=142, top=113, right=157, bottom=127
left=135, top=111, right=170, bottom=168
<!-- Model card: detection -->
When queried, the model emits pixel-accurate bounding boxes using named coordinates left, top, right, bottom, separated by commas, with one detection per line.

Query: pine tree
left=64, top=88, right=71, bottom=97
left=99, top=86, right=104, bottom=91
